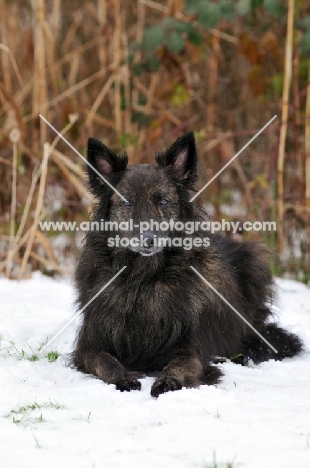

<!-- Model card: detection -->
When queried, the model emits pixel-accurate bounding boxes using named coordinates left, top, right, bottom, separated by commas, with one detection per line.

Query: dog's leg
left=83, top=351, right=143, bottom=391
left=151, top=353, right=222, bottom=397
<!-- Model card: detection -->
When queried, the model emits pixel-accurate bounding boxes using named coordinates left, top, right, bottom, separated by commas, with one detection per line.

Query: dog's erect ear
left=86, top=137, right=128, bottom=193
left=155, top=132, right=198, bottom=185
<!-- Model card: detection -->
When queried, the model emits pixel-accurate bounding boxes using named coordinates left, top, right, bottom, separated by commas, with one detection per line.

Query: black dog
left=72, top=132, right=302, bottom=397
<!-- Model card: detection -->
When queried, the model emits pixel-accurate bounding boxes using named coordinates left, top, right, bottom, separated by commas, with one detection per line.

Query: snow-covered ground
left=1, top=272, right=310, bottom=468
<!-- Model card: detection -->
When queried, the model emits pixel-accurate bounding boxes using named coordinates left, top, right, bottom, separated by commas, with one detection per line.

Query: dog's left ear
left=155, top=132, right=198, bottom=185
left=86, top=137, right=128, bottom=195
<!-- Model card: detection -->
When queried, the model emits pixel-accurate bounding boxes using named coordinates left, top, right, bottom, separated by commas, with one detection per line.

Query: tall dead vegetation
left=0, top=0, right=309, bottom=281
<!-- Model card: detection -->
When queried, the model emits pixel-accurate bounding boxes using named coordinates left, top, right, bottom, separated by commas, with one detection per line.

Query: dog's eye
left=159, top=199, right=169, bottom=206
left=122, top=200, right=132, bottom=207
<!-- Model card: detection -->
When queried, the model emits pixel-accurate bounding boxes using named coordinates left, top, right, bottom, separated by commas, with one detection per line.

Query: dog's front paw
left=115, top=377, right=141, bottom=392
left=151, top=376, right=182, bottom=397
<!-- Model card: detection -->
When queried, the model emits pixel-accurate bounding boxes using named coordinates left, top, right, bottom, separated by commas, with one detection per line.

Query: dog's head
left=86, top=132, right=199, bottom=256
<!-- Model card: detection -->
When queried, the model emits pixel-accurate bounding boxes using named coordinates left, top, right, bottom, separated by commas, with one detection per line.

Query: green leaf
left=220, top=0, right=236, bottom=21
left=118, top=133, right=138, bottom=149
left=251, top=0, right=263, bottom=7
left=174, top=20, right=196, bottom=33
left=186, top=0, right=201, bottom=14
left=132, top=63, right=145, bottom=76
left=171, top=21, right=203, bottom=46
left=198, top=1, right=222, bottom=30
left=163, top=18, right=198, bottom=35
left=269, top=73, right=283, bottom=95
left=121, top=96, right=127, bottom=111
left=166, top=31, right=184, bottom=53
left=127, top=53, right=135, bottom=64
left=28, top=354, right=39, bottom=362
left=300, top=30, right=310, bottom=56
left=263, top=0, right=285, bottom=18
left=129, top=41, right=142, bottom=52
left=236, top=0, right=251, bottom=15
left=162, top=18, right=179, bottom=29
left=188, top=29, right=203, bottom=46
left=47, top=351, right=59, bottom=363
left=145, top=55, right=161, bottom=71
left=297, top=16, right=310, bottom=30
left=138, top=95, right=147, bottom=106
left=143, top=25, right=165, bottom=52
left=299, top=58, right=309, bottom=80
left=131, top=111, right=151, bottom=126
left=171, top=84, right=189, bottom=106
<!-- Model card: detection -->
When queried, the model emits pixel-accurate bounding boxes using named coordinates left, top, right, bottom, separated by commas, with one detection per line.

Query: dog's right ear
left=86, top=137, right=128, bottom=194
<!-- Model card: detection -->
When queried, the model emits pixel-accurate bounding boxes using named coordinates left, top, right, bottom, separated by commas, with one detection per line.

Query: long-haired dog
left=72, top=132, right=302, bottom=397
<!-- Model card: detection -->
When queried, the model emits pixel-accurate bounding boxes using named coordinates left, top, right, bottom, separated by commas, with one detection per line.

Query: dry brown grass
left=0, top=0, right=309, bottom=281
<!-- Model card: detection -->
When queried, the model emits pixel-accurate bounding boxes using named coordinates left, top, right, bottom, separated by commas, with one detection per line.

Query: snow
left=1, top=272, right=310, bottom=468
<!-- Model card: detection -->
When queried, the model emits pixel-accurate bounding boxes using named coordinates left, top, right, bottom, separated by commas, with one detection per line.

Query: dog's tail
left=239, top=323, right=303, bottom=365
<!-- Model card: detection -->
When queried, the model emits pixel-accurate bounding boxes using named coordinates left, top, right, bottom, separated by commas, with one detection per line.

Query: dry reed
left=277, top=0, right=294, bottom=253
left=0, top=0, right=308, bottom=280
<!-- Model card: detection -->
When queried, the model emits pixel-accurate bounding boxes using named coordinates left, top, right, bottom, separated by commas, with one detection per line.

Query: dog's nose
left=143, top=231, right=155, bottom=248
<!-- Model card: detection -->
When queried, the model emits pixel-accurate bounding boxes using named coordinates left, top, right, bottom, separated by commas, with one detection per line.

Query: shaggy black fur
left=72, top=132, right=302, bottom=397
